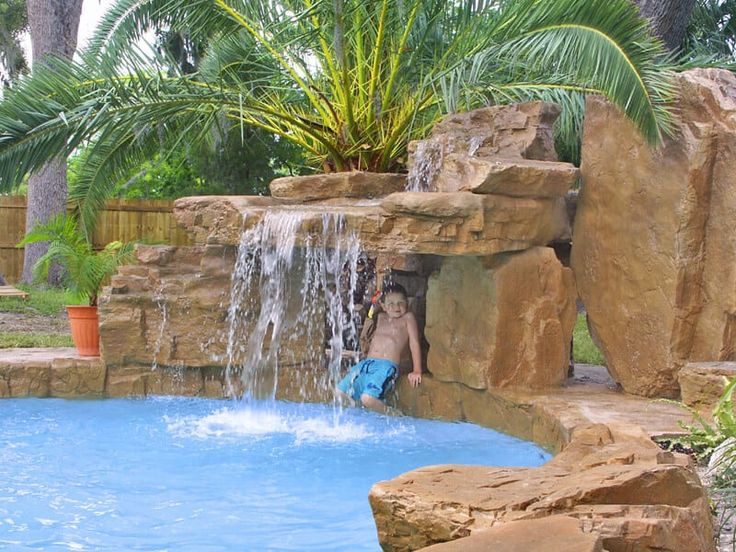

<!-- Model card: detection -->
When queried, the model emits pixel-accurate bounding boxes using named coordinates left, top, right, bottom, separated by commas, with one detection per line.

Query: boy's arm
left=406, top=312, right=422, bottom=387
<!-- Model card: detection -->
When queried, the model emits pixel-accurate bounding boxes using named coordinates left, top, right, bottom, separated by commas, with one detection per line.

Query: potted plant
left=18, top=214, right=135, bottom=356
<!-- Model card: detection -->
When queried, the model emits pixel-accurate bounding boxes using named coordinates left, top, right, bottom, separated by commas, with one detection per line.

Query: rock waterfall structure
left=99, top=101, right=577, bottom=400
left=73, top=96, right=718, bottom=551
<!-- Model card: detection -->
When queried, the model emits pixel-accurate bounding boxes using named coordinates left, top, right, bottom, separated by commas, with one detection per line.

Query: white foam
left=166, top=406, right=408, bottom=445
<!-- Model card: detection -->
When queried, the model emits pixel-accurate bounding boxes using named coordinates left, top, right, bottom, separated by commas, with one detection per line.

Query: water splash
left=406, top=140, right=443, bottom=192
left=165, top=405, right=383, bottom=444
left=224, top=210, right=362, bottom=404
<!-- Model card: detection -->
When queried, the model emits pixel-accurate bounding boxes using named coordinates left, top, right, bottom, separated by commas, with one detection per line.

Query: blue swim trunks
left=337, top=358, right=398, bottom=401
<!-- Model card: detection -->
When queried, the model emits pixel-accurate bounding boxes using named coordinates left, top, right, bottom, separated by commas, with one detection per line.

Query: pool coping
left=0, top=348, right=691, bottom=453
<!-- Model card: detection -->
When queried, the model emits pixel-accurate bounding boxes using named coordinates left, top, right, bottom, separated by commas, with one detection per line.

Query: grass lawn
left=0, top=332, right=74, bottom=348
left=0, top=284, right=77, bottom=316
left=573, top=313, right=606, bottom=365
left=0, top=285, right=76, bottom=348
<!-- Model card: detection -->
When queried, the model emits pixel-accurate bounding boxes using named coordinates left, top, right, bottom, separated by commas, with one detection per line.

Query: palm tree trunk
left=21, top=0, right=83, bottom=285
left=634, top=0, right=697, bottom=52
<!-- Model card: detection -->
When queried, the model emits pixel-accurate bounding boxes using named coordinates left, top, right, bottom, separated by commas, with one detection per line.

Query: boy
left=336, top=282, right=422, bottom=413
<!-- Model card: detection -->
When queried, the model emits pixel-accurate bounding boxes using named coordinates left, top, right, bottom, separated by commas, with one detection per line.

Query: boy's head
left=379, top=282, right=409, bottom=319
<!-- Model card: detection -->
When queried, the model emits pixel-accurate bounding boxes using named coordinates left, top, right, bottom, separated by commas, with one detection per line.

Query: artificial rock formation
left=435, top=156, right=579, bottom=196
left=679, top=361, right=736, bottom=415
left=425, top=248, right=576, bottom=389
left=418, top=516, right=604, bottom=552
left=173, top=191, right=569, bottom=257
left=100, top=243, right=329, bottom=398
left=101, top=101, right=576, bottom=398
left=572, top=68, right=736, bottom=398
left=370, top=423, right=714, bottom=552
left=407, top=102, right=562, bottom=192
left=270, top=171, right=407, bottom=201
left=0, top=348, right=105, bottom=398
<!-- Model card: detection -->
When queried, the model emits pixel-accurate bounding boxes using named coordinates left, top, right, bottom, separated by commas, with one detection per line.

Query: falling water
left=406, top=139, right=443, bottom=192
left=224, top=210, right=361, bottom=403
left=150, top=284, right=168, bottom=371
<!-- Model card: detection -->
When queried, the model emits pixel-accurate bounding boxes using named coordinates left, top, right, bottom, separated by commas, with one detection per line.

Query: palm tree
left=17, top=214, right=135, bottom=306
left=0, top=0, right=673, bottom=233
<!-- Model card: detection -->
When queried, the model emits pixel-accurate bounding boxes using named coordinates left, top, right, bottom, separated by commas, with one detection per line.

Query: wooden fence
left=0, top=196, right=193, bottom=284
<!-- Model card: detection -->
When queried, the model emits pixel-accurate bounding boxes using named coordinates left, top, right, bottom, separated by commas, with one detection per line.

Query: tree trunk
left=634, top=0, right=697, bottom=52
left=21, top=0, right=83, bottom=284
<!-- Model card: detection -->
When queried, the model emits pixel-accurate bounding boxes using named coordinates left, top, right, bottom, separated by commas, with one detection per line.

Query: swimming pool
left=0, top=397, right=551, bottom=551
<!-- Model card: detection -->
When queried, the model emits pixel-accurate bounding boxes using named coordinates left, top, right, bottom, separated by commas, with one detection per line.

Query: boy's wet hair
left=380, top=281, right=408, bottom=300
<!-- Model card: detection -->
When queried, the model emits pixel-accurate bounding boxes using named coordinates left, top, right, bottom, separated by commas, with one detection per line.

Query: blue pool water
left=0, top=398, right=551, bottom=551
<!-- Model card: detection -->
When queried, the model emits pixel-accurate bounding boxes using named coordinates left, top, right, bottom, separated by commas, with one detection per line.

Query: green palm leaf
left=0, top=0, right=673, bottom=204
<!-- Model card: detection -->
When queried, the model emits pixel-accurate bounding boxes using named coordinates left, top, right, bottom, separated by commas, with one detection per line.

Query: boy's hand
left=408, top=372, right=422, bottom=387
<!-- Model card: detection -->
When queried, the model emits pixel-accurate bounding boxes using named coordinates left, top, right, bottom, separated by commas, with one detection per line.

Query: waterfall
left=406, top=139, right=443, bottom=192
left=224, top=210, right=362, bottom=403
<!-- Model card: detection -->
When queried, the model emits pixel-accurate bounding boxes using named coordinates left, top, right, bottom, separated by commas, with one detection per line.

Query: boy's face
left=381, top=292, right=408, bottom=319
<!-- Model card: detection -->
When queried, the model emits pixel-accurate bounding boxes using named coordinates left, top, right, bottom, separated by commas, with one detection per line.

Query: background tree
left=682, top=0, right=736, bottom=57
left=633, top=0, right=698, bottom=51
left=142, top=26, right=306, bottom=197
left=0, top=0, right=28, bottom=87
left=21, top=0, right=83, bottom=284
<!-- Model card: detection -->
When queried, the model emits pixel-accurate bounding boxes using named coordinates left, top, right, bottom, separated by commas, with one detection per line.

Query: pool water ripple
left=0, top=398, right=550, bottom=551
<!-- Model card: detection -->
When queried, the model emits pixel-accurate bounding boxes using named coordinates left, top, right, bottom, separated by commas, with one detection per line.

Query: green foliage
left=0, top=0, right=674, bottom=222
left=666, top=377, right=736, bottom=463
left=573, top=313, right=606, bottom=365
left=68, top=149, right=203, bottom=200
left=683, top=0, right=736, bottom=59
left=16, top=214, right=135, bottom=306
left=0, top=332, right=74, bottom=348
left=67, top=127, right=305, bottom=200
left=0, top=284, right=76, bottom=315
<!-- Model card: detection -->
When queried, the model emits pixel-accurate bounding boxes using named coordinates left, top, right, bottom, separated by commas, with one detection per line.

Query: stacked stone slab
left=405, top=102, right=578, bottom=390
left=572, top=69, right=736, bottom=398
left=100, top=242, right=330, bottom=398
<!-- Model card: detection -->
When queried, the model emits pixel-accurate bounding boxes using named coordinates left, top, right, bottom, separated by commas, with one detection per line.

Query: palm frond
left=491, top=0, right=673, bottom=144
left=17, top=213, right=136, bottom=305
left=1, top=0, right=675, bottom=207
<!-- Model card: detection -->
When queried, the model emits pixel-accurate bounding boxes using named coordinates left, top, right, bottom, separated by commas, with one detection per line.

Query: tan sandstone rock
left=100, top=245, right=234, bottom=370
left=173, top=195, right=282, bottom=244
left=571, top=68, right=736, bottom=397
left=270, top=171, right=407, bottom=201
left=0, top=348, right=105, bottom=398
left=424, top=248, right=576, bottom=389
left=100, top=242, right=325, bottom=380
left=417, top=516, right=603, bottom=552
left=376, top=191, right=569, bottom=255
left=679, top=361, right=736, bottom=415
left=172, top=192, right=569, bottom=256
left=435, top=155, right=579, bottom=197
left=369, top=423, right=714, bottom=552
left=407, top=102, right=560, bottom=191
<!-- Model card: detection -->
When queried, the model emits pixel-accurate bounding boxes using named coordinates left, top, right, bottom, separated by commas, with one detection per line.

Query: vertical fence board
left=0, top=196, right=193, bottom=284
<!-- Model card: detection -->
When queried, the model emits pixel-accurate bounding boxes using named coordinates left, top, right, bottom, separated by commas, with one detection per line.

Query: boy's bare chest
left=374, top=317, right=408, bottom=341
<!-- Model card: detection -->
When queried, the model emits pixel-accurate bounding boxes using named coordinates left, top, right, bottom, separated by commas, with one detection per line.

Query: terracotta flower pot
left=66, top=305, right=100, bottom=357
